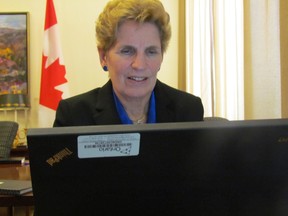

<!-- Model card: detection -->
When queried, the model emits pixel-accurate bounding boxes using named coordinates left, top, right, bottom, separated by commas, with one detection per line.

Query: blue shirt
left=113, top=91, right=156, bottom=124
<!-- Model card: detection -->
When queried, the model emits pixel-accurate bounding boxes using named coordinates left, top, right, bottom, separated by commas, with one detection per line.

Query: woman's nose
left=131, top=53, right=146, bottom=70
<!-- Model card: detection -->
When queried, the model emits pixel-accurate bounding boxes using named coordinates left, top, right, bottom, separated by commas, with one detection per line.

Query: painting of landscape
left=0, top=13, right=29, bottom=109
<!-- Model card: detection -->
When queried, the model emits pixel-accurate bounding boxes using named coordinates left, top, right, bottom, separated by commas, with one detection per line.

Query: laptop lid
left=27, top=119, right=288, bottom=216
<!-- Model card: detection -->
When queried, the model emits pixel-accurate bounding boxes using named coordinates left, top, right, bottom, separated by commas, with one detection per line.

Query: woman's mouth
left=128, top=76, right=147, bottom=82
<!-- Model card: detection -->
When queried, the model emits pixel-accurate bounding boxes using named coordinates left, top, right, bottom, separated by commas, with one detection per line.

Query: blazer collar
left=92, top=80, right=122, bottom=125
left=154, top=80, right=176, bottom=123
left=92, top=80, right=177, bottom=124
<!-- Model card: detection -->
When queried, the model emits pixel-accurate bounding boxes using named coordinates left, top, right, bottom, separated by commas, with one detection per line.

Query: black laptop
left=27, top=119, right=288, bottom=216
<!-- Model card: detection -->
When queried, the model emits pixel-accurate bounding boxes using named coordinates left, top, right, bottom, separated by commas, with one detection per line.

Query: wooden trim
left=178, top=0, right=186, bottom=91
left=280, top=0, right=288, bottom=118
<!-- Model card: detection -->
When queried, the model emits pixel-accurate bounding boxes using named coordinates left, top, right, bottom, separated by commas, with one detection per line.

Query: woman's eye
left=146, top=48, right=159, bottom=56
left=120, top=47, right=135, bottom=55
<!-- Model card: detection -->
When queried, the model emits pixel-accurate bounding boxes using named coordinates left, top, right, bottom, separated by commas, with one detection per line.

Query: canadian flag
left=39, top=0, right=69, bottom=127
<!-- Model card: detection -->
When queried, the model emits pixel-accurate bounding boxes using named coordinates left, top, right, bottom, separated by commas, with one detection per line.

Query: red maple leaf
left=40, top=55, right=67, bottom=110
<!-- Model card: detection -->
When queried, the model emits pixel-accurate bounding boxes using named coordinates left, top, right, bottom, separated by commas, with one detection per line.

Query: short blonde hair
left=96, top=0, right=171, bottom=53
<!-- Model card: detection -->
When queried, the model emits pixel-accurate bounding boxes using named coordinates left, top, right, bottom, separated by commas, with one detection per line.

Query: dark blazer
left=53, top=80, right=204, bottom=127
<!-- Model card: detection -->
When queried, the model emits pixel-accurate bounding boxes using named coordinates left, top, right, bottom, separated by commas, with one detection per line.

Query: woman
left=53, top=0, right=203, bottom=127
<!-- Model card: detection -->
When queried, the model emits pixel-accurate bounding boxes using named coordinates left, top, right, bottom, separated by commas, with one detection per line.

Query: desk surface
left=0, top=164, right=34, bottom=207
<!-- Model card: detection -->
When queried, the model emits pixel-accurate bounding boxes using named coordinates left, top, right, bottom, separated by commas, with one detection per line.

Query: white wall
left=0, top=0, right=179, bottom=128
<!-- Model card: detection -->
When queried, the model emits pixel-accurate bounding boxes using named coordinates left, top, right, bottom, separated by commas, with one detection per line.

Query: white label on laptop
left=77, top=133, right=140, bottom=158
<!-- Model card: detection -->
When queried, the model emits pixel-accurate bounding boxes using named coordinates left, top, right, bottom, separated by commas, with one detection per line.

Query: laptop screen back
left=27, top=119, right=288, bottom=216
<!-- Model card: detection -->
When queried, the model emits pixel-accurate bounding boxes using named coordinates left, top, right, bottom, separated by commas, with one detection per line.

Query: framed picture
left=0, top=12, right=30, bottom=109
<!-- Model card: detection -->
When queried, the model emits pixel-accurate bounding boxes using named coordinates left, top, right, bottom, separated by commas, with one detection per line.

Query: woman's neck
left=118, top=95, right=150, bottom=123
left=124, top=102, right=149, bottom=123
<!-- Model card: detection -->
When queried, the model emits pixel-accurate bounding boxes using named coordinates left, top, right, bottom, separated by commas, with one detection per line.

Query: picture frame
left=0, top=12, right=30, bottom=109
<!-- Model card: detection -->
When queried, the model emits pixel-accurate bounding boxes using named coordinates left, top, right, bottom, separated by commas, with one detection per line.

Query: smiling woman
left=53, top=0, right=204, bottom=127
left=0, top=0, right=181, bottom=129
left=98, top=21, right=162, bottom=114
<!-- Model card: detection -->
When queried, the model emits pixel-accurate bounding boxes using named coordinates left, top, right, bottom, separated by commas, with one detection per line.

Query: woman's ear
left=97, top=48, right=107, bottom=69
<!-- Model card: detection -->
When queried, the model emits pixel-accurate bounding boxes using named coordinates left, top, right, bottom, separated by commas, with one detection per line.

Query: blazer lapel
left=92, top=81, right=122, bottom=125
left=154, top=80, right=176, bottom=123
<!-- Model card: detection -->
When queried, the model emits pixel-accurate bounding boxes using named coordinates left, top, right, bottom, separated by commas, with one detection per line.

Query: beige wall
left=0, top=0, right=179, bottom=128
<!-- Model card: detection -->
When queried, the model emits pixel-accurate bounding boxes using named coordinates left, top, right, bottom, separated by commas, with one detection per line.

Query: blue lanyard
left=113, top=91, right=156, bottom=124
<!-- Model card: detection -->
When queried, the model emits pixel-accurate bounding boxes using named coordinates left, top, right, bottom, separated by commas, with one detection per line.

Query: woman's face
left=99, top=20, right=163, bottom=101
